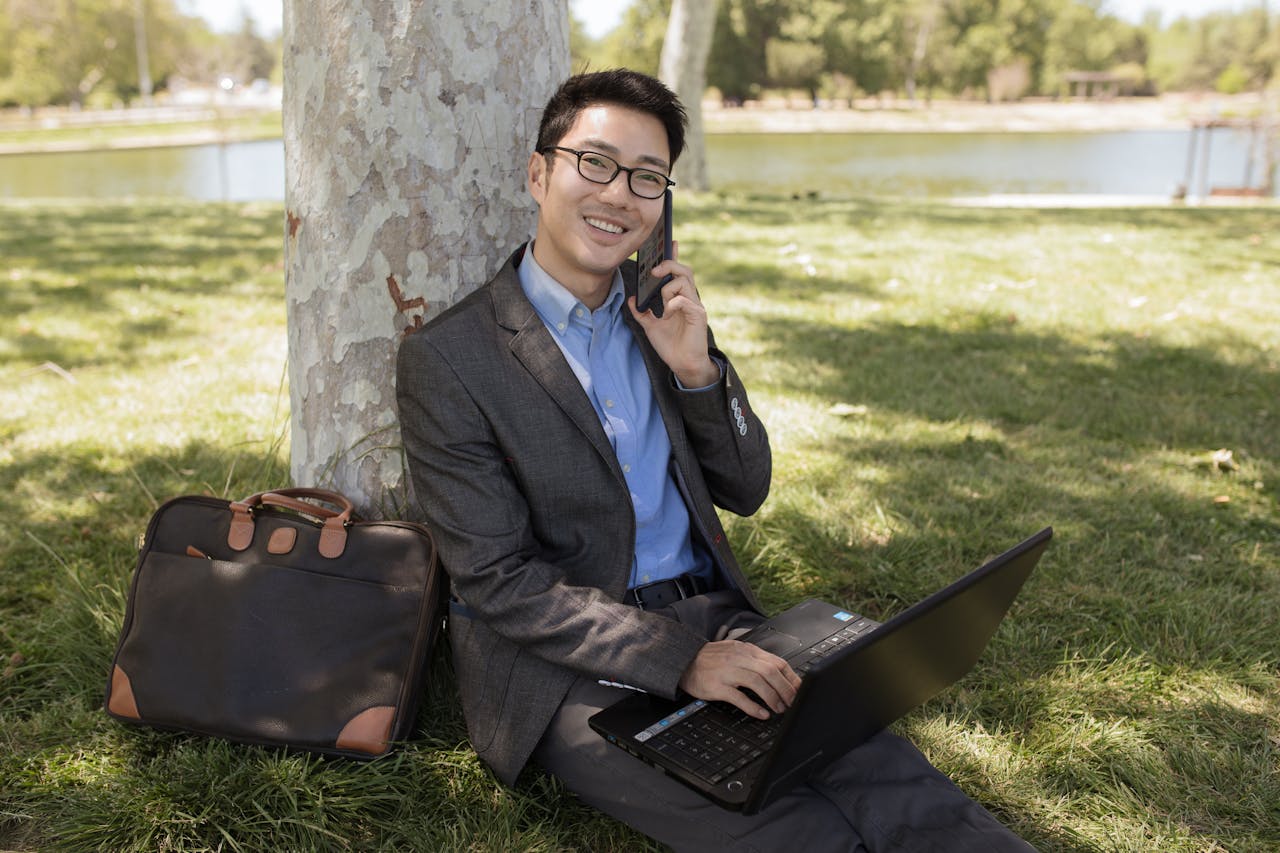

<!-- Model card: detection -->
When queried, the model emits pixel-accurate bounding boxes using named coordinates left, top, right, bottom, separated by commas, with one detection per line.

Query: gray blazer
left=396, top=245, right=771, bottom=784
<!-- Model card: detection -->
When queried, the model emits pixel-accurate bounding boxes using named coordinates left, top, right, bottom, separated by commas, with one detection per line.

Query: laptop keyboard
left=645, top=702, right=780, bottom=783
left=636, top=615, right=878, bottom=785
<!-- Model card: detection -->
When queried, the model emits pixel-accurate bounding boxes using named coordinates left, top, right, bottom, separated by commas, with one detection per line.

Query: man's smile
left=585, top=216, right=628, bottom=235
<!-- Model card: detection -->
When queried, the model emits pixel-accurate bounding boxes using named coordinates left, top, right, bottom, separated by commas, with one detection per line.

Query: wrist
left=675, top=357, right=720, bottom=390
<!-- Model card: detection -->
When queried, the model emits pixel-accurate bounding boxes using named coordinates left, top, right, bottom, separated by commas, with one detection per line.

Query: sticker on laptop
left=833, top=611, right=854, bottom=621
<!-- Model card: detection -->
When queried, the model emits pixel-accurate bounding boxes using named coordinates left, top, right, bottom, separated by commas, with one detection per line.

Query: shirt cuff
left=674, top=355, right=725, bottom=392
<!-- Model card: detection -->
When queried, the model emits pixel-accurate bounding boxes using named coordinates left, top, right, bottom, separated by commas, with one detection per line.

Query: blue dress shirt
left=518, top=246, right=712, bottom=589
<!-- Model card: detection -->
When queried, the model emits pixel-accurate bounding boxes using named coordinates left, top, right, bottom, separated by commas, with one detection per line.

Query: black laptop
left=589, top=527, right=1052, bottom=815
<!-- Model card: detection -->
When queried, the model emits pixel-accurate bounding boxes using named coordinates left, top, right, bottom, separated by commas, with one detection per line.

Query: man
left=397, top=69, right=1031, bottom=851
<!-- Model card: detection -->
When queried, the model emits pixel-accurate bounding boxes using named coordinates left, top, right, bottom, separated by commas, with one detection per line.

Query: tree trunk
left=283, top=0, right=570, bottom=517
left=906, top=1, right=939, bottom=105
left=659, top=0, right=718, bottom=192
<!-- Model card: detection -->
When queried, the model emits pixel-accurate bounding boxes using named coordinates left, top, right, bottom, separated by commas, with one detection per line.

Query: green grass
left=0, top=110, right=282, bottom=152
left=2, top=196, right=1277, bottom=851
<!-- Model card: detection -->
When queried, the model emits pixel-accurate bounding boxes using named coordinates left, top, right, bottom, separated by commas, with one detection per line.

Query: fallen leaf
left=1213, top=495, right=1231, bottom=505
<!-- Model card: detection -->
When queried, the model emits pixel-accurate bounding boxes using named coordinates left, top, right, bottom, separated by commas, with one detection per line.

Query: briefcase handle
left=258, top=488, right=355, bottom=523
left=227, top=488, right=354, bottom=559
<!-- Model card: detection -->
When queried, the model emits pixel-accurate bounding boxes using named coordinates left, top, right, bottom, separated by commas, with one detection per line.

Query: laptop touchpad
left=749, top=628, right=804, bottom=657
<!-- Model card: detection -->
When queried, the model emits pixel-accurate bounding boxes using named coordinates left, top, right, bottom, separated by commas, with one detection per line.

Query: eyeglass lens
left=574, top=151, right=668, bottom=199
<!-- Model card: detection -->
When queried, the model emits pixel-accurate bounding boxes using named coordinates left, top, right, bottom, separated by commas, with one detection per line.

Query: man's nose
left=598, top=173, right=635, bottom=205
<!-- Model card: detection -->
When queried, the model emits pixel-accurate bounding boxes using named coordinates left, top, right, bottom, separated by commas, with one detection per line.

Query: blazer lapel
left=490, top=248, right=624, bottom=481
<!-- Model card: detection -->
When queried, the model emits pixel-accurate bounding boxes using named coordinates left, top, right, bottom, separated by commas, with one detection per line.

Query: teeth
left=586, top=217, right=624, bottom=234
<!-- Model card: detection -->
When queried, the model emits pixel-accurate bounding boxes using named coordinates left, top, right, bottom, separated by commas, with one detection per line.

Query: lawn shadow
left=0, top=201, right=283, bottom=371
left=752, top=313, right=1278, bottom=453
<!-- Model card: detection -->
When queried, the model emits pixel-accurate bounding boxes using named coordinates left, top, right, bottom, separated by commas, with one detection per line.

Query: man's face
left=527, top=104, right=670, bottom=301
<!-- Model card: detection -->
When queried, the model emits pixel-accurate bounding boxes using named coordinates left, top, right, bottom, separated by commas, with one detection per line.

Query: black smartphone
left=635, top=189, right=673, bottom=317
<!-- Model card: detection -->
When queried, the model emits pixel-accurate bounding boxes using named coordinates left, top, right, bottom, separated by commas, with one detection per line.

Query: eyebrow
left=577, top=137, right=670, bottom=172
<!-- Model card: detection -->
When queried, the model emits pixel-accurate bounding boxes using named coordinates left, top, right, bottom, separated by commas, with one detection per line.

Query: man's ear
left=527, top=151, right=547, bottom=205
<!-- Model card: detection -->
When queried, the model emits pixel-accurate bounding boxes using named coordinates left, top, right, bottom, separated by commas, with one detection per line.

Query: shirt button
left=605, top=399, right=615, bottom=408
left=622, top=464, right=631, bottom=473
left=575, top=308, right=586, bottom=318
left=556, top=322, right=566, bottom=332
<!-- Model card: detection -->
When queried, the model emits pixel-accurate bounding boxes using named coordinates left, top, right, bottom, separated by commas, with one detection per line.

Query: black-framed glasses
left=541, top=146, right=674, bottom=199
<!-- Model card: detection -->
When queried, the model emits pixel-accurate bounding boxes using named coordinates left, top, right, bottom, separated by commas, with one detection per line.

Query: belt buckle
left=628, top=577, right=661, bottom=610
left=629, top=574, right=697, bottom=610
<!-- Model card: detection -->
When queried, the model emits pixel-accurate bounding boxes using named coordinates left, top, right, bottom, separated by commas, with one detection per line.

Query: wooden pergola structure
left=1180, top=117, right=1277, bottom=201
left=1063, top=71, right=1126, bottom=99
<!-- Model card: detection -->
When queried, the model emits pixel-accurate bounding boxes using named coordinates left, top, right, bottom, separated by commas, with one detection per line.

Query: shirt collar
left=518, top=243, right=625, bottom=336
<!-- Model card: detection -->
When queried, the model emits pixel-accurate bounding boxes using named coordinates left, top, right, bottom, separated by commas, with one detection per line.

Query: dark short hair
left=535, top=69, right=687, bottom=167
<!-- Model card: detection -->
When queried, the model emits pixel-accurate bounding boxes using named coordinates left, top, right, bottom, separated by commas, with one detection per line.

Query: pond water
left=0, top=128, right=1268, bottom=201
left=709, top=129, right=1268, bottom=198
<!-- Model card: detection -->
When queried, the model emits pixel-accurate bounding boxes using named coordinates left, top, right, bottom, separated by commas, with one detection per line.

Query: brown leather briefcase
left=104, top=487, right=445, bottom=759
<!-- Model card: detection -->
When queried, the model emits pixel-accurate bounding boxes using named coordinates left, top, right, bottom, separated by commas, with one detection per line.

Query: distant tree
left=839, top=0, right=900, bottom=96
left=707, top=0, right=793, bottom=102
left=995, top=0, right=1056, bottom=94
left=1262, top=15, right=1280, bottom=90
left=0, top=0, right=258, bottom=107
left=706, top=2, right=754, bottom=102
left=1236, top=7, right=1276, bottom=89
left=0, top=0, right=174, bottom=106
left=569, top=8, right=594, bottom=68
left=1147, top=12, right=1246, bottom=92
left=785, top=0, right=899, bottom=99
left=226, top=12, right=277, bottom=83
left=1216, top=62, right=1250, bottom=95
left=1043, top=0, right=1145, bottom=94
left=659, top=0, right=719, bottom=191
left=0, top=15, right=12, bottom=84
left=1146, top=16, right=1196, bottom=91
left=766, top=38, right=825, bottom=104
left=902, top=0, right=943, bottom=102
left=592, top=0, right=671, bottom=75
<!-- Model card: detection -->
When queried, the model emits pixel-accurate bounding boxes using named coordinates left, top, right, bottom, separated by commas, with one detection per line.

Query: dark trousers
left=533, top=591, right=1033, bottom=852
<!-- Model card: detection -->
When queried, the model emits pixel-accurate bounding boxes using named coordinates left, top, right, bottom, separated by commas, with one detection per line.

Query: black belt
left=624, top=573, right=708, bottom=610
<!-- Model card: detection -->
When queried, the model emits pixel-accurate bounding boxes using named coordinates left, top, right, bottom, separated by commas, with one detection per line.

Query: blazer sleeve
left=396, top=327, right=708, bottom=699
left=673, top=340, right=772, bottom=518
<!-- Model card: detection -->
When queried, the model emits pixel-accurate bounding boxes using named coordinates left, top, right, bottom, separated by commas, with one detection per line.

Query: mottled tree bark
left=659, top=0, right=718, bottom=192
left=283, top=0, right=569, bottom=516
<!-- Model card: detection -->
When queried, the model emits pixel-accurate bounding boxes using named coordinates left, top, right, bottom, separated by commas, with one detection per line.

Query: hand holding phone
left=634, top=189, right=673, bottom=317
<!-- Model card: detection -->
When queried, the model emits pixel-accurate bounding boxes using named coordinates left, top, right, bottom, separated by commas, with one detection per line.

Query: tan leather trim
left=108, top=665, right=141, bottom=719
left=267, top=527, right=297, bottom=555
left=227, top=503, right=255, bottom=551
left=335, top=705, right=395, bottom=755
left=260, top=493, right=340, bottom=520
left=263, top=488, right=354, bottom=516
left=318, top=518, right=347, bottom=559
